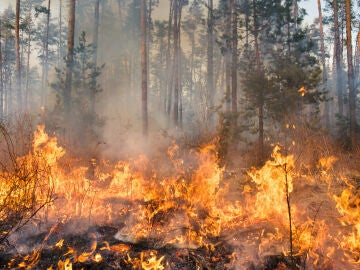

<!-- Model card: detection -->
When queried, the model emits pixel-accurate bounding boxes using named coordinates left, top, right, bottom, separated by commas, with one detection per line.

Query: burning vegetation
left=0, top=0, right=360, bottom=269
left=0, top=124, right=359, bottom=270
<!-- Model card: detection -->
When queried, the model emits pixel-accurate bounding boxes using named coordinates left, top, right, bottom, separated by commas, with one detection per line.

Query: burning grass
left=0, top=125, right=359, bottom=269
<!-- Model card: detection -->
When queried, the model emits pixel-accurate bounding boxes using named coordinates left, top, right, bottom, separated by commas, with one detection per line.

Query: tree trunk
left=345, top=0, right=356, bottom=148
left=253, top=0, right=264, bottom=163
left=41, top=0, right=51, bottom=109
left=0, top=17, right=3, bottom=118
left=225, top=0, right=231, bottom=112
left=65, top=0, right=76, bottom=133
left=231, top=0, right=237, bottom=113
left=141, top=0, right=148, bottom=136
left=166, top=0, right=174, bottom=117
left=354, top=23, right=360, bottom=86
left=173, top=0, right=181, bottom=127
left=15, top=0, right=22, bottom=111
left=317, top=0, right=329, bottom=128
left=207, top=0, right=214, bottom=121
left=91, top=0, right=100, bottom=117
left=333, top=0, right=343, bottom=117
left=25, top=9, right=32, bottom=112
left=58, top=0, right=62, bottom=66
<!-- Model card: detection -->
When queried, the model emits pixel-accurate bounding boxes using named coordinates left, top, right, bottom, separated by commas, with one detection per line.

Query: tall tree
left=141, top=0, right=148, bottom=135
left=345, top=0, right=356, bottom=148
left=207, top=0, right=214, bottom=120
left=333, top=0, right=344, bottom=117
left=0, top=16, right=3, bottom=118
left=173, top=0, right=182, bottom=127
left=317, top=0, right=329, bottom=128
left=92, top=0, right=100, bottom=118
left=65, top=0, right=76, bottom=133
left=253, top=0, right=264, bottom=162
left=41, top=0, right=51, bottom=109
left=166, top=0, right=174, bottom=117
left=14, top=0, right=22, bottom=110
left=225, top=0, right=231, bottom=112
left=231, top=0, right=237, bottom=113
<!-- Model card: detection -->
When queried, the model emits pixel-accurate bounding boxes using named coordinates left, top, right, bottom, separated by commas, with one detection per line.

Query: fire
left=247, top=145, right=295, bottom=221
left=126, top=251, right=165, bottom=270
left=2, top=126, right=360, bottom=269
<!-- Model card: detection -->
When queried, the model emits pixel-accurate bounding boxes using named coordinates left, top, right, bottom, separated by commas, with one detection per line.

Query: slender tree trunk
left=15, top=0, right=22, bottom=110
left=4, top=34, right=10, bottom=114
left=173, top=0, right=181, bottom=127
left=92, top=0, right=100, bottom=117
left=231, top=0, right=237, bottom=113
left=253, top=0, right=264, bottom=163
left=25, top=10, right=32, bottom=112
left=0, top=17, right=3, bottom=118
left=225, top=0, right=231, bottom=112
left=58, top=0, right=62, bottom=66
left=42, top=0, right=51, bottom=109
left=207, top=0, right=214, bottom=121
left=293, top=0, right=298, bottom=31
left=333, top=0, right=343, bottom=117
left=65, top=0, right=76, bottom=134
left=166, top=0, right=174, bottom=117
left=354, top=23, right=360, bottom=85
left=317, top=0, right=329, bottom=128
left=141, top=0, right=148, bottom=136
left=345, top=0, right=356, bottom=148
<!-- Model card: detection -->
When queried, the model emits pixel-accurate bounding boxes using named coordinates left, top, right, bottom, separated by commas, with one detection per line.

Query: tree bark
left=141, top=0, right=148, bottom=136
left=225, top=0, right=231, bottom=112
left=0, top=17, right=3, bottom=118
left=231, top=0, right=237, bottom=113
left=207, top=0, right=214, bottom=121
left=173, top=0, right=181, bottom=127
left=253, top=0, right=264, bottom=163
left=58, top=0, right=62, bottom=67
left=25, top=7, right=32, bottom=112
left=65, top=0, right=76, bottom=133
left=15, top=0, right=22, bottom=110
left=166, top=0, right=174, bottom=117
left=91, top=0, right=100, bottom=117
left=354, top=23, right=360, bottom=87
left=345, top=0, right=356, bottom=148
left=317, top=0, right=329, bottom=128
left=333, top=0, right=343, bottom=117
left=41, top=0, right=51, bottom=109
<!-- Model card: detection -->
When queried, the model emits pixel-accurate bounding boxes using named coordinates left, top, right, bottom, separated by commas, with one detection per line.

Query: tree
left=172, top=0, right=183, bottom=127
left=225, top=0, right=231, bottom=112
left=14, top=0, right=22, bottom=110
left=317, top=0, right=330, bottom=128
left=64, top=0, right=76, bottom=135
left=41, top=0, right=51, bottom=109
left=333, top=0, right=344, bottom=117
left=345, top=0, right=356, bottom=148
left=207, top=0, right=214, bottom=121
left=92, top=0, right=100, bottom=119
left=141, top=0, right=148, bottom=136
left=231, top=0, right=237, bottom=113
left=0, top=16, right=3, bottom=118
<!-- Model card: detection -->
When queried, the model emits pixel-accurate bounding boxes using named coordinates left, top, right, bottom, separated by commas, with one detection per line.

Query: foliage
left=51, top=31, right=104, bottom=152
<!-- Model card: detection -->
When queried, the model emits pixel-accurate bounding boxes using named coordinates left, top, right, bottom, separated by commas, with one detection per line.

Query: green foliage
left=51, top=32, right=104, bottom=150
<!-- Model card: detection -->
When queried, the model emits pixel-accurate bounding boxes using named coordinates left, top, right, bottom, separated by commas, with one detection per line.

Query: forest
left=0, top=0, right=359, bottom=269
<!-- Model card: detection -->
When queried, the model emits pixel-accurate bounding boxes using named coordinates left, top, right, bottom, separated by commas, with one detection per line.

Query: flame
left=3, top=126, right=360, bottom=268
left=57, top=258, right=72, bottom=270
left=126, top=251, right=165, bottom=270
left=247, top=145, right=295, bottom=221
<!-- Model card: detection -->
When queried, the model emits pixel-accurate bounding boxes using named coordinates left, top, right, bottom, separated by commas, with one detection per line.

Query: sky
left=0, top=0, right=322, bottom=23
